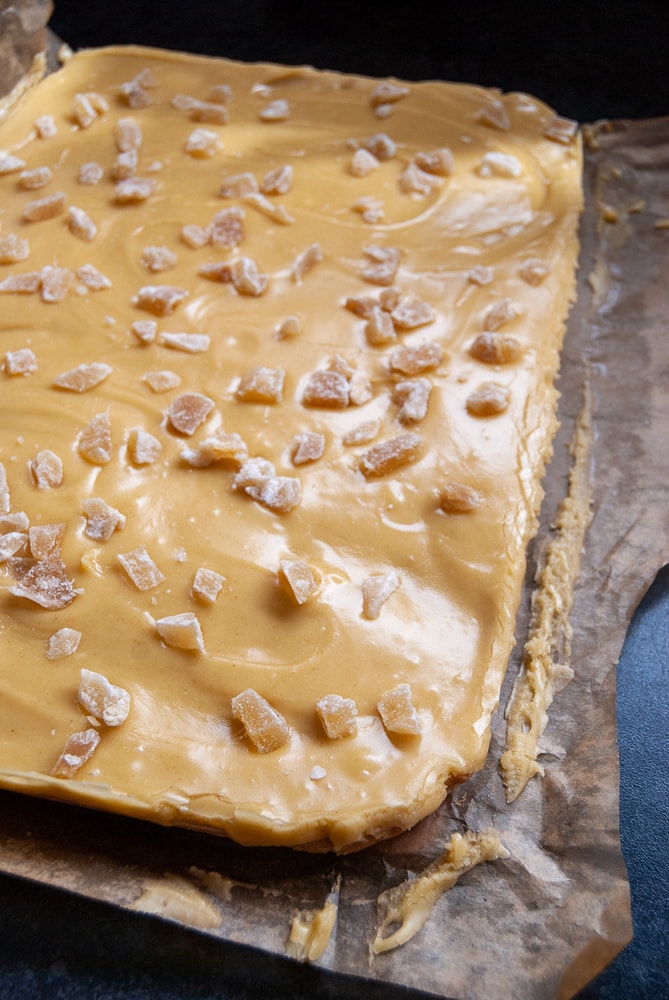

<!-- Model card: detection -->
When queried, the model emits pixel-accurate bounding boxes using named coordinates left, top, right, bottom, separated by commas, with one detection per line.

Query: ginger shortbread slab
left=0, top=46, right=582, bottom=852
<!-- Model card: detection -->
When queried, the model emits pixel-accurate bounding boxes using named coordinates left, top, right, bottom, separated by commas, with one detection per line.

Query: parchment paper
left=2, top=95, right=668, bottom=998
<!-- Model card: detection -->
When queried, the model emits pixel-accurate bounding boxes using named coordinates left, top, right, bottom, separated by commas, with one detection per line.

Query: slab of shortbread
left=0, top=46, right=581, bottom=851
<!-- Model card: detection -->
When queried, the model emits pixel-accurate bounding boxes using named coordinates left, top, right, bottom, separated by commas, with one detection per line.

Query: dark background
left=2, top=3, right=668, bottom=998
left=49, top=0, right=668, bottom=123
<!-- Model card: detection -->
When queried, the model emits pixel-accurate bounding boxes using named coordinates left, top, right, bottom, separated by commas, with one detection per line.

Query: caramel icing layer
left=0, top=46, right=582, bottom=851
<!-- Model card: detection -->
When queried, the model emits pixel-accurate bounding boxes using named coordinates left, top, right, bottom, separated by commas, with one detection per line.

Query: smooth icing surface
left=0, top=46, right=582, bottom=851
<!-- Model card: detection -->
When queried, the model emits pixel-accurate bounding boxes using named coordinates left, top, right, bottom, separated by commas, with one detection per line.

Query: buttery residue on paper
left=501, top=381, right=594, bottom=802
left=372, top=830, right=509, bottom=954
left=130, top=873, right=221, bottom=929
left=286, top=875, right=340, bottom=963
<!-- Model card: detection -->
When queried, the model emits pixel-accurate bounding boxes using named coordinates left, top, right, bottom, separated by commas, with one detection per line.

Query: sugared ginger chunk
left=51, top=728, right=100, bottom=778
left=184, top=128, right=220, bottom=157
left=378, top=684, right=422, bottom=735
left=47, top=628, right=82, bottom=659
left=302, top=370, right=349, bottom=409
left=128, top=428, right=162, bottom=465
left=245, top=476, right=301, bottom=513
left=389, top=341, right=443, bottom=375
left=23, top=191, right=67, bottom=222
left=34, top=114, right=57, bottom=138
left=342, top=419, right=380, bottom=446
left=414, top=148, right=453, bottom=176
left=261, top=164, right=293, bottom=194
left=231, top=688, right=290, bottom=753
left=365, top=306, right=396, bottom=347
left=362, top=570, right=400, bottom=620
left=232, top=457, right=275, bottom=490
left=181, top=433, right=248, bottom=467
left=79, top=161, right=104, bottom=185
left=9, top=554, right=76, bottom=609
left=18, top=166, right=53, bottom=189
left=54, top=362, right=112, bottom=392
left=361, top=132, right=397, bottom=160
left=0, top=233, right=30, bottom=264
left=82, top=497, right=126, bottom=540
left=5, top=348, right=37, bottom=376
left=167, top=392, right=215, bottom=435
left=219, top=172, right=258, bottom=197
left=41, top=265, right=72, bottom=303
left=483, top=297, right=517, bottom=331
left=361, top=245, right=400, bottom=286
left=236, top=366, right=285, bottom=404
left=466, top=382, right=510, bottom=416
left=155, top=612, right=205, bottom=652
left=291, top=431, right=325, bottom=466
left=440, top=482, right=483, bottom=513
left=115, top=116, right=143, bottom=151
left=242, top=191, right=294, bottom=225
left=292, top=243, right=323, bottom=283
left=359, top=433, right=422, bottom=478
left=141, top=246, right=178, bottom=272
left=131, top=319, right=157, bottom=344
left=159, top=332, right=210, bottom=354
left=316, top=694, right=358, bottom=739
left=391, top=297, right=435, bottom=331
left=78, top=412, right=113, bottom=464
left=134, top=285, right=188, bottom=315
left=143, top=370, right=181, bottom=393
left=192, top=568, right=225, bottom=603
left=518, top=257, right=550, bottom=285
left=29, top=522, right=65, bottom=558
left=115, top=177, right=156, bottom=203
left=209, top=207, right=245, bottom=248
left=117, top=545, right=165, bottom=591
left=393, top=379, right=432, bottom=424
left=259, top=99, right=290, bottom=122
left=279, top=559, right=318, bottom=605
left=350, top=148, right=379, bottom=177
left=76, top=264, right=111, bottom=290
left=469, top=332, right=522, bottom=365
left=78, top=668, right=131, bottom=727
left=31, top=449, right=63, bottom=489
left=0, top=463, right=9, bottom=514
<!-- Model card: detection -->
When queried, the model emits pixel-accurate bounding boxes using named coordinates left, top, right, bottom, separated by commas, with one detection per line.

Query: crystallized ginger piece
left=5, top=348, right=37, bottom=376
left=0, top=531, right=26, bottom=561
left=0, top=152, right=25, bottom=174
left=41, top=265, right=72, bottom=303
left=467, top=265, right=494, bottom=286
left=316, top=694, right=358, bottom=739
left=260, top=164, right=293, bottom=194
left=466, top=382, right=510, bottom=416
left=361, top=133, right=396, bottom=161
left=378, top=683, right=421, bottom=735
left=18, top=166, right=53, bottom=189
left=219, top=172, right=258, bottom=198
left=143, top=369, right=181, bottom=393
left=478, top=152, right=522, bottom=178
left=245, top=476, right=301, bottom=513
left=236, top=366, right=285, bottom=404
left=469, top=332, right=522, bottom=365
left=342, top=419, right=380, bottom=446
left=68, top=206, right=97, bottom=242
left=31, top=449, right=63, bottom=489
left=350, top=148, right=380, bottom=177
left=292, top=243, right=323, bottom=283
left=115, top=116, right=143, bottom=151
left=82, top=497, right=126, bottom=540
left=78, top=161, right=104, bottom=185
left=393, top=379, right=432, bottom=424
left=361, top=245, right=400, bottom=286
left=159, top=332, right=210, bottom=354
left=352, top=196, right=384, bottom=224
left=184, top=127, right=220, bottom=157
left=0, top=463, right=9, bottom=515
left=279, top=559, right=318, bottom=604
left=76, top=264, right=111, bottom=291
left=29, top=522, right=65, bottom=558
left=78, top=668, right=131, bottom=727
left=302, top=370, right=349, bottom=409
left=181, top=223, right=210, bottom=249
left=118, top=545, right=165, bottom=591
left=477, top=100, right=510, bottom=131
left=47, top=627, right=82, bottom=659
left=155, top=612, right=205, bottom=652
left=9, top=554, right=76, bottom=609
left=414, top=148, right=453, bottom=176
left=128, top=427, right=162, bottom=465
left=483, top=297, right=517, bottom=331
left=0, top=233, right=30, bottom=264
left=34, top=115, right=57, bottom=139
left=141, top=246, right=178, bottom=272
left=0, top=271, right=42, bottom=294
left=51, top=728, right=100, bottom=778
left=115, top=177, right=156, bottom=203
left=232, top=688, right=289, bottom=753
left=259, top=99, right=290, bottom=122
left=167, top=392, right=215, bottom=435
left=54, top=362, right=112, bottom=392
left=390, top=297, right=435, bottom=331
left=232, top=456, right=275, bottom=490
left=111, top=149, right=137, bottom=180
left=242, top=191, right=294, bottom=225
left=181, top=433, right=249, bottom=467
left=291, top=431, right=325, bottom=466
left=439, top=482, right=483, bottom=513
left=131, top=319, right=157, bottom=344
left=543, top=115, right=578, bottom=145
left=23, top=191, right=67, bottom=222
left=399, top=163, right=440, bottom=196
left=370, top=81, right=410, bottom=110
left=390, top=342, right=443, bottom=375
left=364, top=305, right=396, bottom=347
left=209, top=206, right=245, bottom=248
left=192, top=567, right=225, bottom=603
left=518, top=257, right=550, bottom=285
left=362, top=569, right=400, bottom=620
left=359, top=433, right=422, bottom=478
left=78, top=412, right=113, bottom=464
left=133, top=285, right=189, bottom=316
